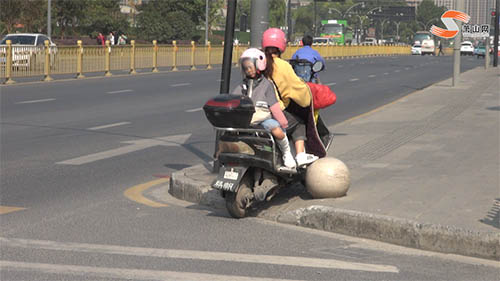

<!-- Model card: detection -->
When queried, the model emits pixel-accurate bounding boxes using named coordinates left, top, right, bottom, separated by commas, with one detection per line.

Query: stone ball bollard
left=305, top=157, right=350, bottom=199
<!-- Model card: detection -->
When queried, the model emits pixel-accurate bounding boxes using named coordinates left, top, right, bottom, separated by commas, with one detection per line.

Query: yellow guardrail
left=1, top=40, right=412, bottom=84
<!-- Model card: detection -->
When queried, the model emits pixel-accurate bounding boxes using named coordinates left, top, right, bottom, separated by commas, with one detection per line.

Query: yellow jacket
left=270, top=57, right=311, bottom=110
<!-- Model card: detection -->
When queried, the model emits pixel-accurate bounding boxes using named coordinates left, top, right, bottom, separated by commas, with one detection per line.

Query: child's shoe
left=295, top=152, right=318, bottom=167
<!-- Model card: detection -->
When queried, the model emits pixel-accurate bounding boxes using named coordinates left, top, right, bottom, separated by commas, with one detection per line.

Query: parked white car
left=0, top=33, right=57, bottom=68
left=411, top=43, right=422, bottom=55
left=460, top=41, right=474, bottom=56
left=361, top=37, right=377, bottom=45
left=312, top=37, right=335, bottom=45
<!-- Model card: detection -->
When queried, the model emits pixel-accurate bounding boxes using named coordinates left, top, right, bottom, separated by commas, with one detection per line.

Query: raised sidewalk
left=167, top=66, right=499, bottom=260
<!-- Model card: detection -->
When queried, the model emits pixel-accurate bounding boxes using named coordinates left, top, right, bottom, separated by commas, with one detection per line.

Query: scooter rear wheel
left=225, top=174, right=253, bottom=218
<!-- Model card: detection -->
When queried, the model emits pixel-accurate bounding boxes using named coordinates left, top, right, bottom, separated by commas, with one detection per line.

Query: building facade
left=406, top=0, right=495, bottom=25
left=465, top=0, right=496, bottom=25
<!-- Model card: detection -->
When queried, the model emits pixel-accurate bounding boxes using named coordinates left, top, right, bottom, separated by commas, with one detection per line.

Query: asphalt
left=160, top=66, right=498, bottom=260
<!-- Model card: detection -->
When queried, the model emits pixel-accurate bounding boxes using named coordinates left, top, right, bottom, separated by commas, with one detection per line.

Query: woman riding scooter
left=261, top=28, right=327, bottom=164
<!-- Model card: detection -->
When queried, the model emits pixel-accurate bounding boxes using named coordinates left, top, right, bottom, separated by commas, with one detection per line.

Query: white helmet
left=240, top=48, right=267, bottom=72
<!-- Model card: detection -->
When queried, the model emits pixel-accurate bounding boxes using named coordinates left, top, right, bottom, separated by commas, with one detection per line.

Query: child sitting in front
left=232, top=48, right=296, bottom=169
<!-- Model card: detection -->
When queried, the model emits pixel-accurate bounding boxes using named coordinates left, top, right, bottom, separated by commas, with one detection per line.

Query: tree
left=269, top=0, right=286, bottom=28
left=79, top=0, right=129, bottom=37
left=416, top=0, right=446, bottom=29
left=137, top=0, right=203, bottom=42
left=53, top=0, right=88, bottom=38
left=0, top=0, right=23, bottom=33
left=293, top=4, right=314, bottom=35
left=236, top=0, right=251, bottom=32
left=206, top=0, right=225, bottom=41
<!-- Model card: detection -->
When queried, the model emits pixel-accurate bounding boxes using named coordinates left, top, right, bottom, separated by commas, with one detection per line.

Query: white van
left=421, top=39, right=435, bottom=55
left=414, top=32, right=435, bottom=55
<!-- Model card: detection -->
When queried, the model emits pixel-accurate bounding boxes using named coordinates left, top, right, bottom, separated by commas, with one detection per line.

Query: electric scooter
left=203, top=61, right=333, bottom=218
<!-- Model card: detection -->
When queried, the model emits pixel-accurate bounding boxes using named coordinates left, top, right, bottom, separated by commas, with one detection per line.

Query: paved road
left=2, top=55, right=497, bottom=280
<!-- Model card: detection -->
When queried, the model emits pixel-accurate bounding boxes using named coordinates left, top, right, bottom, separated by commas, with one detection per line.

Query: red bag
left=306, top=82, right=337, bottom=109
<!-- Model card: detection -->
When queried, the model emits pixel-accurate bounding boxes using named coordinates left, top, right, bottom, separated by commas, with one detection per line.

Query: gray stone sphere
left=305, top=157, right=350, bottom=199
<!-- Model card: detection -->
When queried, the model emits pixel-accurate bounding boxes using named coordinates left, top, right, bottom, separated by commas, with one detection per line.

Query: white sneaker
left=282, top=152, right=297, bottom=169
left=296, top=152, right=318, bottom=167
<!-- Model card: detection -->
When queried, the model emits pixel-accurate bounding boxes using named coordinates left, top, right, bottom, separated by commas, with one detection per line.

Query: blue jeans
left=260, top=119, right=285, bottom=133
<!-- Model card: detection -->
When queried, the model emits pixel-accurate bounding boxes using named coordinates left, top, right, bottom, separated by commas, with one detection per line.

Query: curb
left=277, top=206, right=499, bottom=261
left=169, top=164, right=500, bottom=261
left=168, top=163, right=224, bottom=209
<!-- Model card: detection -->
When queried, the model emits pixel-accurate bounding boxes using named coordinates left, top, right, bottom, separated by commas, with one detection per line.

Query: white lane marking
left=0, top=237, right=399, bottom=273
left=0, top=261, right=299, bottom=281
left=405, top=67, right=410, bottom=70
left=57, top=134, right=191, bottom=165
left=106, top=89, right=133, bottom=94
left=171, top=83, right=191, bottom=87
left=185, top=107, right=203, bottom=112
left=394, top=70, right=401, bottom=72
left=87, top=122, right=131, bottom=131
left=325, top=82, right=337, bottom=86
left=384, top=72, right=389, bottom=75
left=16, top=98, right=55, bottom=104
left=349, top=78, right=359, bottom=82
left=368, top=75, right=376, bottom=78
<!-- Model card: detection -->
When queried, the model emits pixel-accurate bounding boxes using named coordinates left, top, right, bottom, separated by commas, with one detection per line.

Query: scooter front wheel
left=225, top=175, right=253, bottom=218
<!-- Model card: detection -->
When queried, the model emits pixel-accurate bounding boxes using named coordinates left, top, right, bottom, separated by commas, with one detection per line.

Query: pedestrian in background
left=97, top=32, right=106, bottom=46
left=118, top=33, right=128, bottom=45
left=438, top=41, right=444, bottom=56
left=108, top=32, right=115, bottom=45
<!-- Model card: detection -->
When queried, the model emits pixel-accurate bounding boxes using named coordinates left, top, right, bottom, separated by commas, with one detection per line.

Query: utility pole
left=313, top=0, right=317, bottom=36
left=453, top=0, right=465, bottom=86
left=494, top=0, right=499, bottom=67
left=250, top=0, right=269, bottom=48
left=205, top=0, right=209, bottom=46
left=220, top=0, right=237, bottom=94
left=287, top=0, right=292, bottom=42
left=47, top=0, right=51, bottom=38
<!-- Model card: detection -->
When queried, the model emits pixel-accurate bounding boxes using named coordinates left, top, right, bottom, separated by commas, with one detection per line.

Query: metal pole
left=47, top=0, right=51, bottom=38
left=287, top=0, right=292, bottom=42
left=220, top=0, right=237, bottom=94
left=485, top=38, right=490, bottom=69
left=250, top=0, right=269, bottom=48
left=313, top=0, right=317, bottom=36
left=494, top=0, right=499, bottom=67
left=453, top=0, right=465, bottom=86
left=396, top=22, right=400, bottom=42
left=205, top=0, right=209, bottom=46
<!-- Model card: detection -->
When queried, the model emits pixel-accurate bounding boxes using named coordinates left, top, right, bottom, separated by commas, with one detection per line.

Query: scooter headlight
left=218, top=141, right=255, bottom=155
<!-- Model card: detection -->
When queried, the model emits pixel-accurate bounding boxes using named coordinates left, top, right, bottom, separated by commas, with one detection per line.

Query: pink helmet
left=262, top=28, right=287, bottom=53
left=240, top=48, right=267, bottom=72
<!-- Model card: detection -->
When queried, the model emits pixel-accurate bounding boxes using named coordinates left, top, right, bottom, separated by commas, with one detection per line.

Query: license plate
left=212, top=179, right=237, bottom=192
left=212, top=167, right=245, bottom=192
left=224, top=170, right=239, bottom=180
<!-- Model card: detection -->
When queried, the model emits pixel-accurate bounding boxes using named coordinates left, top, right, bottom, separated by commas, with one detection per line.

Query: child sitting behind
left=232, top=48, right=296, bottom=169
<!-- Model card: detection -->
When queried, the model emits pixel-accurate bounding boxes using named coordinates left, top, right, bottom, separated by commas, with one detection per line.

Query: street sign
left=462, top=24, right=490, bottom=38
